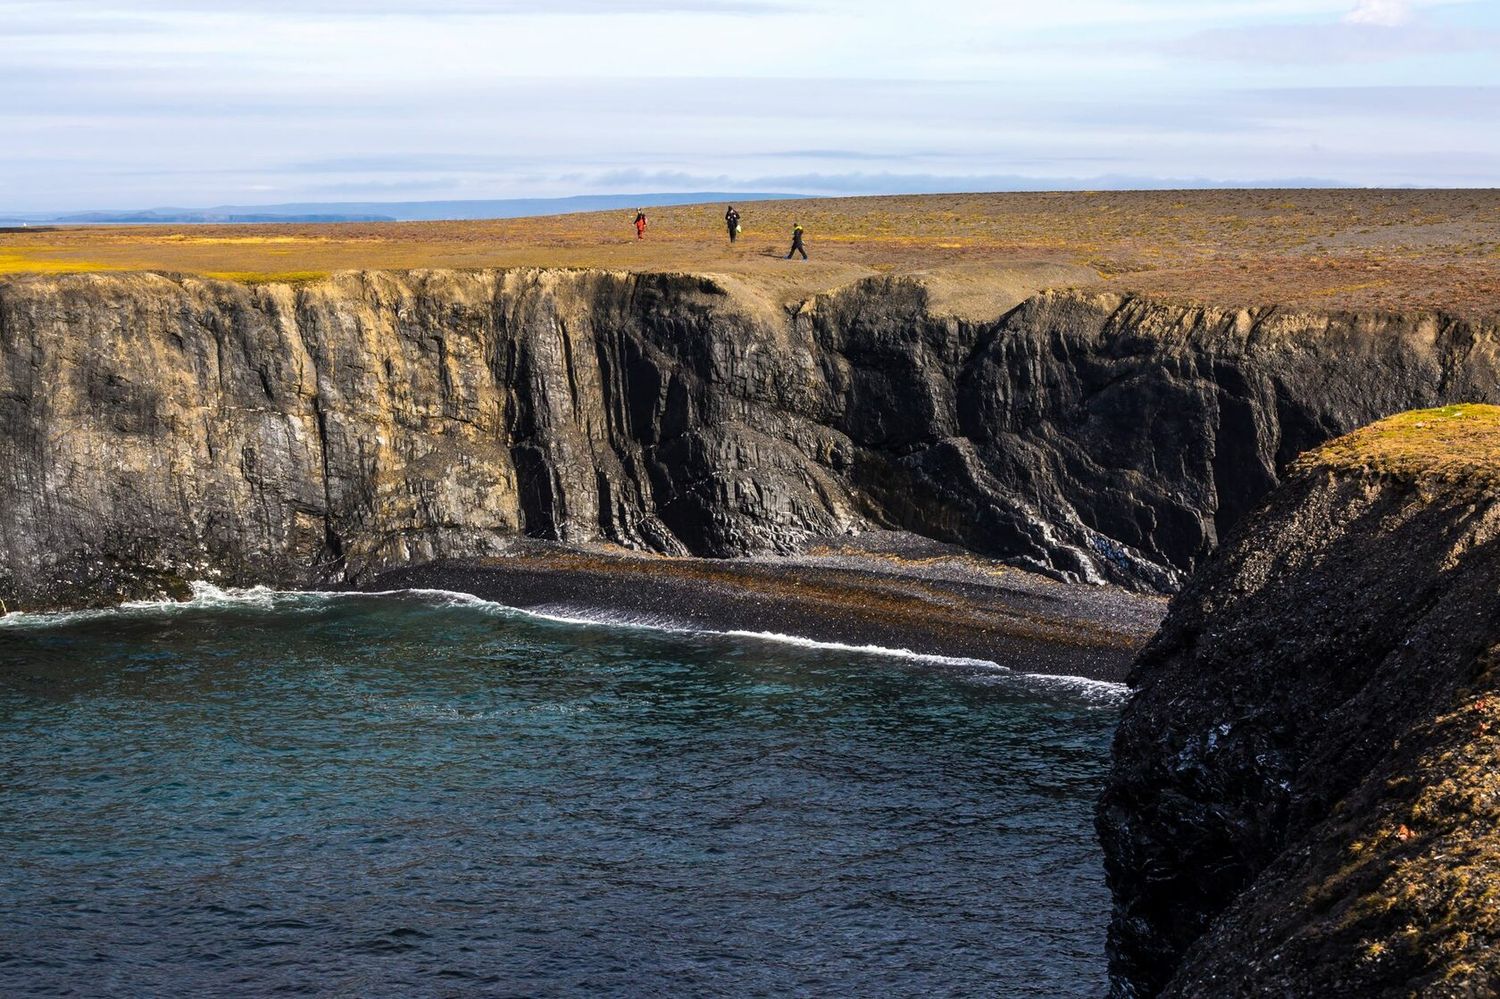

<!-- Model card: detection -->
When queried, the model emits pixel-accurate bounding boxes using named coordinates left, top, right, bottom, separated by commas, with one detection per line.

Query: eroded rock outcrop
left=1099, top=405, right=1500, bottom=997
left=2, top=269, right=1498, bottom=610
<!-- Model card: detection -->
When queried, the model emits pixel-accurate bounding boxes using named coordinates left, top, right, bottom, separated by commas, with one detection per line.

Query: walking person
left=725, top=205, right=741, bottom=244
left=785, top=221, right=807, bottom=260
left=634, top=209, right=648, bottom=240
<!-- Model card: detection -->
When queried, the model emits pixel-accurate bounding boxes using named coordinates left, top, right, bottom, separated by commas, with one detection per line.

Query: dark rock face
left=2, top=269, right=1497, bottom=610
left=1099, top=467, right=1500, bottom=996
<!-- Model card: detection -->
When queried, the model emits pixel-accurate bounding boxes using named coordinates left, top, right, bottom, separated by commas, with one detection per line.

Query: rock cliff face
left=2, top=269, right=1497, bottom=610
left=1098, top=406, right=1500, bottom=997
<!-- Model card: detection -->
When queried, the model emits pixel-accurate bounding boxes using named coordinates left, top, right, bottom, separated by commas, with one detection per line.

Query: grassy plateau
left=3, top=190, right=1499, bottom=318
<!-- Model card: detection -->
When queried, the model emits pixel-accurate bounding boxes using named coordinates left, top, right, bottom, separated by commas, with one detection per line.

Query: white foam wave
left=522, top=604, right=697, bottom=633
left=0, top=582, right=319, bottom=626
left=511, top=606, right=1127, bottom=704
left=724, top=629, right=1126, bottom=704
left=351, top=587, right=514, bottom=613
left=721, top=628, right=1003, bottom=670
left=1, top=605, right=117, bottom=629
left=984, top=670, right=1130, bottom=705
left=0, top=582, right=516, bottom=629
left=0, top=583, right=1127, bottom=703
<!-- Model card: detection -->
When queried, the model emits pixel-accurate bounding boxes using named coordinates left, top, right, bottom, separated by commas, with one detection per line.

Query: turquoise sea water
left=0, top=586, right=1120, bottom=997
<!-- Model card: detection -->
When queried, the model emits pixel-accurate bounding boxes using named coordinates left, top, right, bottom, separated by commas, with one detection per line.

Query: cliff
left=2, top=269, right=1498, bottom=611
left=1098, top=405, right=1500, bottom=996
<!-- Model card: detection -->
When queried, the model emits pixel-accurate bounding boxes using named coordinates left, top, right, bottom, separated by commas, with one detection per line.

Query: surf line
left=0, top=582, right=1126, bottom=699
left=504, top=601, right=1127, bottom=699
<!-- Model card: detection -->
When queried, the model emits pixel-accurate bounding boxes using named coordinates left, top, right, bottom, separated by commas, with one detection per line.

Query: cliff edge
left=1099, top=405, right=1500, bottom=996
left=3, top=269, right=1499, bottom=611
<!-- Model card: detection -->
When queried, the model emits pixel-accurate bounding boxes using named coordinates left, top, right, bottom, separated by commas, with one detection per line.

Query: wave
left=0, top=581, right=506, bottom=627
left=732, top=629, right=1127, bottom=704
left=431, top=601, right=1128, bottom=704
left=0, top=583, right=1127, bottom=703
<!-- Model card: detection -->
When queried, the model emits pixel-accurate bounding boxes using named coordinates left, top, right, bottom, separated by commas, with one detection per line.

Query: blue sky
left=4, top=0, right=1498, bottom=210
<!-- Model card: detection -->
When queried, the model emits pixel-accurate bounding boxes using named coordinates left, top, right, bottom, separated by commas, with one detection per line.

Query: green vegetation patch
left=1299, top=404, right=1500, bottom=487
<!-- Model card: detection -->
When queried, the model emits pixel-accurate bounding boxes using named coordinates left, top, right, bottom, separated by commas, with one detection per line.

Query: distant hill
left=2, top=193, right=811, bottom=226
left=39, top=211, right=401, bottom=225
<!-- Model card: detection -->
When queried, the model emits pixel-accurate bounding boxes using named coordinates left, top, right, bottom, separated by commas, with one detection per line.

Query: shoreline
left=368, top=535, right=1167, bottom=684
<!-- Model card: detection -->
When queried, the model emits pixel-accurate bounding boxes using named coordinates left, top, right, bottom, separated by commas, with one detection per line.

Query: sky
left=4, top=0, right=1499, bottom=211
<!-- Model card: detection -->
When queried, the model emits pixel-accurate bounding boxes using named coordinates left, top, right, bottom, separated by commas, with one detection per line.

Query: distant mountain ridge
left=0, top=193, right=811, bottom=226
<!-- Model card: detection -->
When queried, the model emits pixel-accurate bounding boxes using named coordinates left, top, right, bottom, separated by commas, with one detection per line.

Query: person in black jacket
left=786, top=222, right=807, bottom=260
left=725, top=205, right=741, bottom=243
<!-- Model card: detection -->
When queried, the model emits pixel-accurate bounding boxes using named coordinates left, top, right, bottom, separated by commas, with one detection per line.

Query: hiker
left=786, top=222, right=807, bottom=260
left=634, top=210, right=647, bottom=240
left=725, top=205, right=741, bottom=243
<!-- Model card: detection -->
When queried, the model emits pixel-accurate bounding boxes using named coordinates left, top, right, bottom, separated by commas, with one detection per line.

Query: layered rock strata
left=2, top=269, right=1497, bottom=610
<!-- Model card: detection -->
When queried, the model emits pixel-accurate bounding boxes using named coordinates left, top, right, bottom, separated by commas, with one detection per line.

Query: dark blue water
left=0, top=587, right=1120, bottom=998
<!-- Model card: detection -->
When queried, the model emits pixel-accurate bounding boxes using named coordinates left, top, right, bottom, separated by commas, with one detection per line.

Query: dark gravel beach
left=370, top=533, right=1166, bottom=683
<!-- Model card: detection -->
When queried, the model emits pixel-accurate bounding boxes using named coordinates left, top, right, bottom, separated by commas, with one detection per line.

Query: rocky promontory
left=1099, top=405, right=1500, bottom=996
left=3, top=269, right=1499, bottom=612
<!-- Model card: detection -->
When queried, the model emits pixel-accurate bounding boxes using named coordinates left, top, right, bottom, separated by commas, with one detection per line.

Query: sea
left=0, top=584, right=1122, bottom=997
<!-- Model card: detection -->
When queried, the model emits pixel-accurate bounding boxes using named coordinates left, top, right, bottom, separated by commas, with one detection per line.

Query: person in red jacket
left=634, top=210, right=647, bottom=240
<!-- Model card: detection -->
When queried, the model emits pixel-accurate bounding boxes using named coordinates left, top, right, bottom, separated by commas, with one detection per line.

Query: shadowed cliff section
left=1, top=269, right=1499, bottom=611
left=1099, top=405, right=1500, bottom=997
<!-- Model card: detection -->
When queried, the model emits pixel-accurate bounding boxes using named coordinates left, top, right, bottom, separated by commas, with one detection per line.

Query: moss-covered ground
left=1300, top=405, right=1500, bottom=487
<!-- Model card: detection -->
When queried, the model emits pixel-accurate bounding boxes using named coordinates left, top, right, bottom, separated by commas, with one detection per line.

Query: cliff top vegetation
left=2, top=189, right=1498, bottom=319
left=1298, top=404, right=1500, bottom=486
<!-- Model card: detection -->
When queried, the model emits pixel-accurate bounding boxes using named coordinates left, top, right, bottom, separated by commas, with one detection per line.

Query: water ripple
left=0, top=589, right=1116, bottom=997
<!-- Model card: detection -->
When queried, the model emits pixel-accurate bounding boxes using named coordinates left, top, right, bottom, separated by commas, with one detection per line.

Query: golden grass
left=0, top=250, right=113, bottom=274
left=157, top=235, right=330, bottom=246
left=1298, top=405, right=1500, bottom=486
left=3, top=189, right=1499, bottom=316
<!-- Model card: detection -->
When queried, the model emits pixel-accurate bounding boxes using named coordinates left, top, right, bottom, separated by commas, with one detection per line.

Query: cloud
left=0, top=14, right=161, bottom=36
left=1165, top=22, right=1500, bottom=63
left=299, top=178, right=466, bottom=195
left=589, top=168, right=1353, bottom=194
left=28, top=0, right=800, bottom=17
left=4, top=0, right=1498, bottom=209
left=1246, top=84, right=1500, bottom=117
left=1344, top=0, right=1412, bottom=25
left=281, top=154, right=537, bottom=174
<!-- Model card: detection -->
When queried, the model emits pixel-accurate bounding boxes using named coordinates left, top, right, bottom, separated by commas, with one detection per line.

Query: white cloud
left=1165, top=22, right=1499, bottom=63
left=1344, top=0, right=1412, bottom=26
left=2, top=0, right=1498, bottom=209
